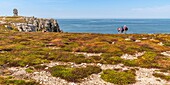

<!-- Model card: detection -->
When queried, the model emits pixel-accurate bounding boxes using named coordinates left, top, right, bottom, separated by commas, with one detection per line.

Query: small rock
left=121, top=54, right=137, bottom=60
left=122, top=68, right=128, bottom=71
left=125, top=38, right=131, bottom=41
left=112, top=42, right=115, bottom=44
left=97, top=63, right=102, bottom=67
left=161, top=51, right=170, bottom=57
left=25, top=65, right=29, bottom=68
left=45, top=67, right=49, bottom=70
left=135, top=40, right=141, bottom=42
left=142, top=37, right=147, bottom=40
left=158, top=42, right=164, bottom=46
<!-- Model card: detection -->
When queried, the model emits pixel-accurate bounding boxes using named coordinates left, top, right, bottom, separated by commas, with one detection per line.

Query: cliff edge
left=0, top=16, right=62, bottom=32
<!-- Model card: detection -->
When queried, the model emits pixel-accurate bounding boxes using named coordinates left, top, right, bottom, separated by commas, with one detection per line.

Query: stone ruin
left=13, top=8, right=18, bottom=16
left=12, top=17, right=62, bottom=32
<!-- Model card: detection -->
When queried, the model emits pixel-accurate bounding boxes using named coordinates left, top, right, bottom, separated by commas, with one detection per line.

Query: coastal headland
left=0, top=16, right=170, bottom=85
left=0, top=16, right=62, bottom=32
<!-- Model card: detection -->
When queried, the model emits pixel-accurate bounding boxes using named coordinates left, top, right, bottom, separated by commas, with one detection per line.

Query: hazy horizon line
left=54, top=17, right=170, bottom=19
left=1, top=15, right=170, bottom=19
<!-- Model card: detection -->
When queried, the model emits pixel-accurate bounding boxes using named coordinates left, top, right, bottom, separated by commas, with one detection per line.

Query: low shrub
left=0, top=77, right=39, bottom=85
left=136, top=52, right=160, bottom=68
left=164, top=42, right=170, bottom=46
left=153, top=73, right=170, bottom=81
left=138, top=44, right=154, bottom=52
left=53, top=52, right=93, bottom=64
left=101, top=69, right=136, bottom=85
left=100, top=53, right=123, bottom=64
left=25, top=68, right=34, bottom=73
left=49, top=65, right=102, bottom=82
left=122, top=60, right=137, bottom=67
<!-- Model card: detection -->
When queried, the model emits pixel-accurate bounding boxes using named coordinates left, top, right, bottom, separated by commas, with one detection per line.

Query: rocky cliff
left=0, top=16, right=62, bottom=32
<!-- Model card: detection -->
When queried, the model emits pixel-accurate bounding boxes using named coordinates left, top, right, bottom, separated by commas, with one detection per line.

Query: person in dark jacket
left=121, top=26, right=124, bottom=33
left=123, top=25, right=128, bottom=34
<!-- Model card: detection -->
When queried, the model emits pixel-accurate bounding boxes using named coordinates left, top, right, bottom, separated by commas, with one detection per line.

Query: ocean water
left=57, top=19, right=170, bottom=34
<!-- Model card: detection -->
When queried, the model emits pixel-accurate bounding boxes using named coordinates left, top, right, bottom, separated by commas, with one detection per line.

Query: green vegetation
left=49, top=65, right=102, bottom=82
left=0, top=76, right=39, bottom=85
left=135, top=52, right=160, bottom=68
left=153, top=73, right=170, bottom=81
left=101, top=69, right=136, bottom=85
left=25, top=68, right=34, bottom=73
left=0, top=32, right=169, bottom=69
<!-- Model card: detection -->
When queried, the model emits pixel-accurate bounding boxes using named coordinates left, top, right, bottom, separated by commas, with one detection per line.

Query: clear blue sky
left=0, top=0, right=170, bottom=19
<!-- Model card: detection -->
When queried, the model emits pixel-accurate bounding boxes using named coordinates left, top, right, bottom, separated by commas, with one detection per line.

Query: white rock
left=158, top=42, right=164, bottom=46
left=74, top=52, right=102, bottom=58
left=121, top=52, right=145, bottom=60
left=125, top=38, right=131, bottom=41
left=121, top=54, right=137, bottom=60
left=142, top=37, right=147, bottom=40
left=97, top=63, right=102, bottom=67
left=45, top=67, right=49, bottom=70
left=112, top=42, right=115, bottom=44
left=135, top=40, right=141, bottom=42
left=161, top=51, right=170, bottom=57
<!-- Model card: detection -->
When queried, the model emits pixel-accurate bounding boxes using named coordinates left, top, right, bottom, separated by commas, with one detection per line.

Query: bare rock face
left=13, top=17, right=62, bottom=32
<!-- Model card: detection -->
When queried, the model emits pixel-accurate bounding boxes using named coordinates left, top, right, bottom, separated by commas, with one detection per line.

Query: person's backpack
left=125, top=27, right=128, bottom=31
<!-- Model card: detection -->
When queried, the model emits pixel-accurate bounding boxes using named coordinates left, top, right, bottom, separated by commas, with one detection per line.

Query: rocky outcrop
left=12, top=17, right=62, bottom=32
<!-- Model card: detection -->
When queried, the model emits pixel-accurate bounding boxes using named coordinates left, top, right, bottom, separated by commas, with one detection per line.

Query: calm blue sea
left=57, top=19, right=170, bottom=34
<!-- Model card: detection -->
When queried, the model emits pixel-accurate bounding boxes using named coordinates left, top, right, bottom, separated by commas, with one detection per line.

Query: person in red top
left=117, top=27, right=121, bottom=34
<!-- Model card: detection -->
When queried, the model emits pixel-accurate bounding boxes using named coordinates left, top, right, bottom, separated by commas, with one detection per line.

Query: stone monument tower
left=13, top=8, right=18, bottom=16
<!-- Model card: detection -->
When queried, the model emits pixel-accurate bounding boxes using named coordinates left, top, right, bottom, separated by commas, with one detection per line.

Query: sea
left=57, top=19, right=170, bottom=34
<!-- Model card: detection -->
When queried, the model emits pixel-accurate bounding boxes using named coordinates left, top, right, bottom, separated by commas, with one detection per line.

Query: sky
left=0, top=0, right=170, bottom=19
